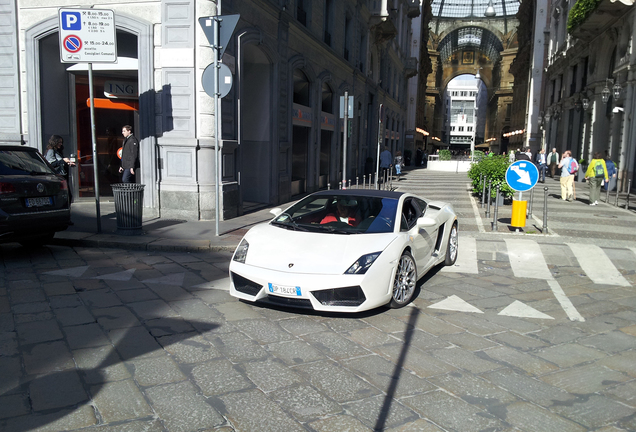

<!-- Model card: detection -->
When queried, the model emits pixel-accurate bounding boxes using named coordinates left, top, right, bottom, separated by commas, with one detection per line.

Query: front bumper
left=228, top=261, right=395, bottom=313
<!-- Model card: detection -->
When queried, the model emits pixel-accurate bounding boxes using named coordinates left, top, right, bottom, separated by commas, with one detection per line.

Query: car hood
left=241, top=223, right=398, bottom=275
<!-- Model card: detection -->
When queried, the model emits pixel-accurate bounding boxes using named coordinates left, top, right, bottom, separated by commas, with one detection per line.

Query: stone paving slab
left=1, top=229, right=636, bottom=431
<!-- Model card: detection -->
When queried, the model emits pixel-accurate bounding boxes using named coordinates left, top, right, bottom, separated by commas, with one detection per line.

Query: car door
left=400, top=198, right=432, bottom=270
left=413, top=197, right=439, bottom=270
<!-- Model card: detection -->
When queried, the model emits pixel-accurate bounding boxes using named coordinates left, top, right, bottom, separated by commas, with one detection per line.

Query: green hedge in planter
left=439, top=149, right=452, bottom=161
left=473, top=150, right=485, bottom=162
left=468, top=155, right=515, bottom=199
left=567, top=0, right=602, bottom=33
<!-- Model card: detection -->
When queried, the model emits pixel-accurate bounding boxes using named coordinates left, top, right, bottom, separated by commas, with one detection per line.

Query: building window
left=297, top=0, right=308, bottom=27
left=324, top=0, right=333, bottom=46
left=344, top=15, right=352, bottom=61
left=459, top=126, right=464, bottom=131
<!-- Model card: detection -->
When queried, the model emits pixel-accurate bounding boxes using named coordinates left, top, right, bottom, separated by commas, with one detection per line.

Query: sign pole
left=375, top=104, right=383, bottom=190
left=88, top=63, right=101, bottom=233
left=342, top=91, right=348, bottom=189
left=214, top=16, right=221, bottom=237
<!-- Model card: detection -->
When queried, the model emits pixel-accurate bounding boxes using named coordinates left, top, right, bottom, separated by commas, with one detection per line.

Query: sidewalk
left=54, top=170, right=636, bottom=252
left=54, top=199, right=277, bottom=252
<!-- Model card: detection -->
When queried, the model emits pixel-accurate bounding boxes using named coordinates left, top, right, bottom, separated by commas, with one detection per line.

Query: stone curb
left=52, top=232, right=238, bottom=253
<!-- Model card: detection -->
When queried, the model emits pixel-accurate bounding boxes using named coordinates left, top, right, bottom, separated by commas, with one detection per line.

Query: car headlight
left=345, top=252, right=381, bottom=274
left=233, top=239, right=249, bottom=263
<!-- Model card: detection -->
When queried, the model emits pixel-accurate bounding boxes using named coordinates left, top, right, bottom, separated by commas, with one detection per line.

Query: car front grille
left=260, top=295, right=314, bottom=309
left=231, top=272, right=262, bottom=296
left=311, top=286, right=366, bottom=307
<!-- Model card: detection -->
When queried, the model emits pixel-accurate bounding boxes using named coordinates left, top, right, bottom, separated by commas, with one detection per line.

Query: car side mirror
left=270, top=208, right=282, bottom=217
left=417, top=216, right=437, bottom=227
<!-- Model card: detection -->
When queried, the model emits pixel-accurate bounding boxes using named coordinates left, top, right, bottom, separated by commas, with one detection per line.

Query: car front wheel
left=390, top=251, right=417, bottom=308
left=444, top=222, right=458, bottom=266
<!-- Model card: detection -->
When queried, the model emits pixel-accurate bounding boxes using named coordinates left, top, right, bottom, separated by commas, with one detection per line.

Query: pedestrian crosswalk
left=437, top=237, right=635, bottom=322
left=443, top=237, right=635, bottom=288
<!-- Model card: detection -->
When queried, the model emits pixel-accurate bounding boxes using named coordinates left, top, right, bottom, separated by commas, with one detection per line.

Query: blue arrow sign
left=505, top=160, right=539, bottom=192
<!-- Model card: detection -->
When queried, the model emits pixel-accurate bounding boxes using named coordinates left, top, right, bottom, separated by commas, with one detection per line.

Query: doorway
left=74, top=77, right=138, bottom=197
left=240, top=44, right=271, bottom=207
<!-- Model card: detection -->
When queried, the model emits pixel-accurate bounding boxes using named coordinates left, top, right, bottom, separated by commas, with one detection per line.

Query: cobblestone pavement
left=1, top=235, right=635, bottom=431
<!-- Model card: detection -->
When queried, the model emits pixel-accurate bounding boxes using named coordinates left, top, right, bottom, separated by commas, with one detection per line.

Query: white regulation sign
left=58, top=8, right=117, bottom=63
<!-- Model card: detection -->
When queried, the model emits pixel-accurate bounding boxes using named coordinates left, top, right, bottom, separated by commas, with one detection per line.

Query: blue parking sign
left=505, top=160, right=539, bottom=192
left=61, top=11, right=81, bottom=30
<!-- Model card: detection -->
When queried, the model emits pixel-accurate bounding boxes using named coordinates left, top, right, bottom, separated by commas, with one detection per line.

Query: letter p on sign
left=61, top=12, right=81, bottom=30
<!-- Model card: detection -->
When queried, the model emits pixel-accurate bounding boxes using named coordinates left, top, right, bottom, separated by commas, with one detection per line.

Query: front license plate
left=26, top=197, right=52, bottom=207
left=268, top=283, right=301, bottom=297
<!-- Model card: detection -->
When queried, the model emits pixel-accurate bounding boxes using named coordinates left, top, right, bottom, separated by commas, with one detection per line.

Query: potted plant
left=467, top=155, right=515, bottom=205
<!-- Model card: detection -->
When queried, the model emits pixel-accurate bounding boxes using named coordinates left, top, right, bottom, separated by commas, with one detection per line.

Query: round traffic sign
left=505, top=160, right=539, bottom=192
left=63, top=35, right=82, bottom=53
left=201, top=63, right=233, bottom=99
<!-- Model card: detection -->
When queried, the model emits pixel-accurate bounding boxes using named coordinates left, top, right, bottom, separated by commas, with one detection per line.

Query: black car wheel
left=390, top=251, right=417, bottom=308
left=444, top=222, right=458, bottom=266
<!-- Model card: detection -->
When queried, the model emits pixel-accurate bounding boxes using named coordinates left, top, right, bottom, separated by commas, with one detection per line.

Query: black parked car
left=0, top=145, right=71, bottom=246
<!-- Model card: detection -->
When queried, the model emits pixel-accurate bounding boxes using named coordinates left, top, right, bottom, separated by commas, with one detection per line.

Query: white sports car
left=229, top=190, right=458, bottom=312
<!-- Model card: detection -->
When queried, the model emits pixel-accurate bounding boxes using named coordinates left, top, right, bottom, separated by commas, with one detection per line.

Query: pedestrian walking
left=585, top=152, right=608, bottom=205
left=604, top=151, right=617, bottom=191
left=379, top=146, right=392, bottom=181
left=557, top=150, right=576, bottom=201
left=119, top=125, right=140, bottom=183
left=548, top=148, right=559, bottom=178
left=535, top=149, right=547, bottom=183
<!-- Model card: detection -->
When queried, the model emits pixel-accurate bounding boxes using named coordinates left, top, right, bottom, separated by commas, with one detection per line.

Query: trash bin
left=112, top=183, right=145, bottom=235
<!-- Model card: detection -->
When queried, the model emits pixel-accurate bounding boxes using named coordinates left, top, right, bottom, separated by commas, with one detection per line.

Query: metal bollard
left=486, top=180, right=492, bottom=218
left=348, top=179, right=351, bottom=189
left=626, top=179, right=632, bottom=210
left=356, top=177, right=359, bottom=188
left=527, top=187, right=534, bottom=219
left=605, top=183, right=610, bottom=203
left=327, top=183, right=331, bottom=190
left=492, top=185, right=500, bottom=231
left=339, top=182, right=342, bottom=190
left=389, top=166, right=394, bottom=190
left=543, top=187, right=549, bottom=234
left=362, top=175, right=366, bottom=189
left=481, top=176, right=487, bottom=208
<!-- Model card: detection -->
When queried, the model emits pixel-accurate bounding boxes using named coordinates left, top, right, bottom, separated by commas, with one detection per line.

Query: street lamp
left=601, top=78, right=620, bottom=104
left=484, top=0, right=496, bottom=17
left=613, top=80, right=622, bottom=100
left=582, top=96, right=590, bottom=110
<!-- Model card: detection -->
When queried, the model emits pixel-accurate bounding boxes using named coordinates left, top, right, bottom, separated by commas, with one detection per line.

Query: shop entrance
left=74, top=76, right=138, bottom=197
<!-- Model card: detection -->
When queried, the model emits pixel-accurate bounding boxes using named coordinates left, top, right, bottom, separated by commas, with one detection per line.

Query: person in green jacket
left=584, top=152, right=608, bottom=205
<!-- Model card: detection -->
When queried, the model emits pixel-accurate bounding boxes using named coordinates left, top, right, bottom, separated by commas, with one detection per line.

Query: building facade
left=542, top=0, right=636, bottom=191
left=1, top=0, right=418, bottom=221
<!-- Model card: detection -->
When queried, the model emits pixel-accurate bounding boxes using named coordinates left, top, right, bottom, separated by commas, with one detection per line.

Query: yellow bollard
left=510, top=200, right=527, bottom=228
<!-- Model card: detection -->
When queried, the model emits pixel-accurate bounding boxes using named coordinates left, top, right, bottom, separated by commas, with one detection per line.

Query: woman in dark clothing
left=45, top=135, right=74, bottom=175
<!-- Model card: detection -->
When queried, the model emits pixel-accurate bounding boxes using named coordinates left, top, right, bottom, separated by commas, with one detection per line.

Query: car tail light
left=0, top=183, right=16, bottom=194
left=59, top=179, right=68, bottom=190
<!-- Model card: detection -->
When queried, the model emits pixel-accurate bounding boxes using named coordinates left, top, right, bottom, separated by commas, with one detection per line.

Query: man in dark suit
left=119, top=125, right=139, bottom=183
left=535, top=149, right=547, bottom=182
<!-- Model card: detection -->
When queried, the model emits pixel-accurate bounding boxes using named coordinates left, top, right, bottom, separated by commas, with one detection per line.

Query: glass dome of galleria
left=431, top=0, right=520, bottom=19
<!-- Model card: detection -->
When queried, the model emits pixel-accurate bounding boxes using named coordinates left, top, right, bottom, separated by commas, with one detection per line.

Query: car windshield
left=271, top=194, right=398, bottom=234
left=0, top=149, right=54, bottom=175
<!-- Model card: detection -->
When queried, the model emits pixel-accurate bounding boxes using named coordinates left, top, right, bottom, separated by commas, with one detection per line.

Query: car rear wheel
left=444, top=222, right=458, bottom=266
left=19, top=232, right=54, bottom=248
left=390, top=251, right=417, bottom=308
